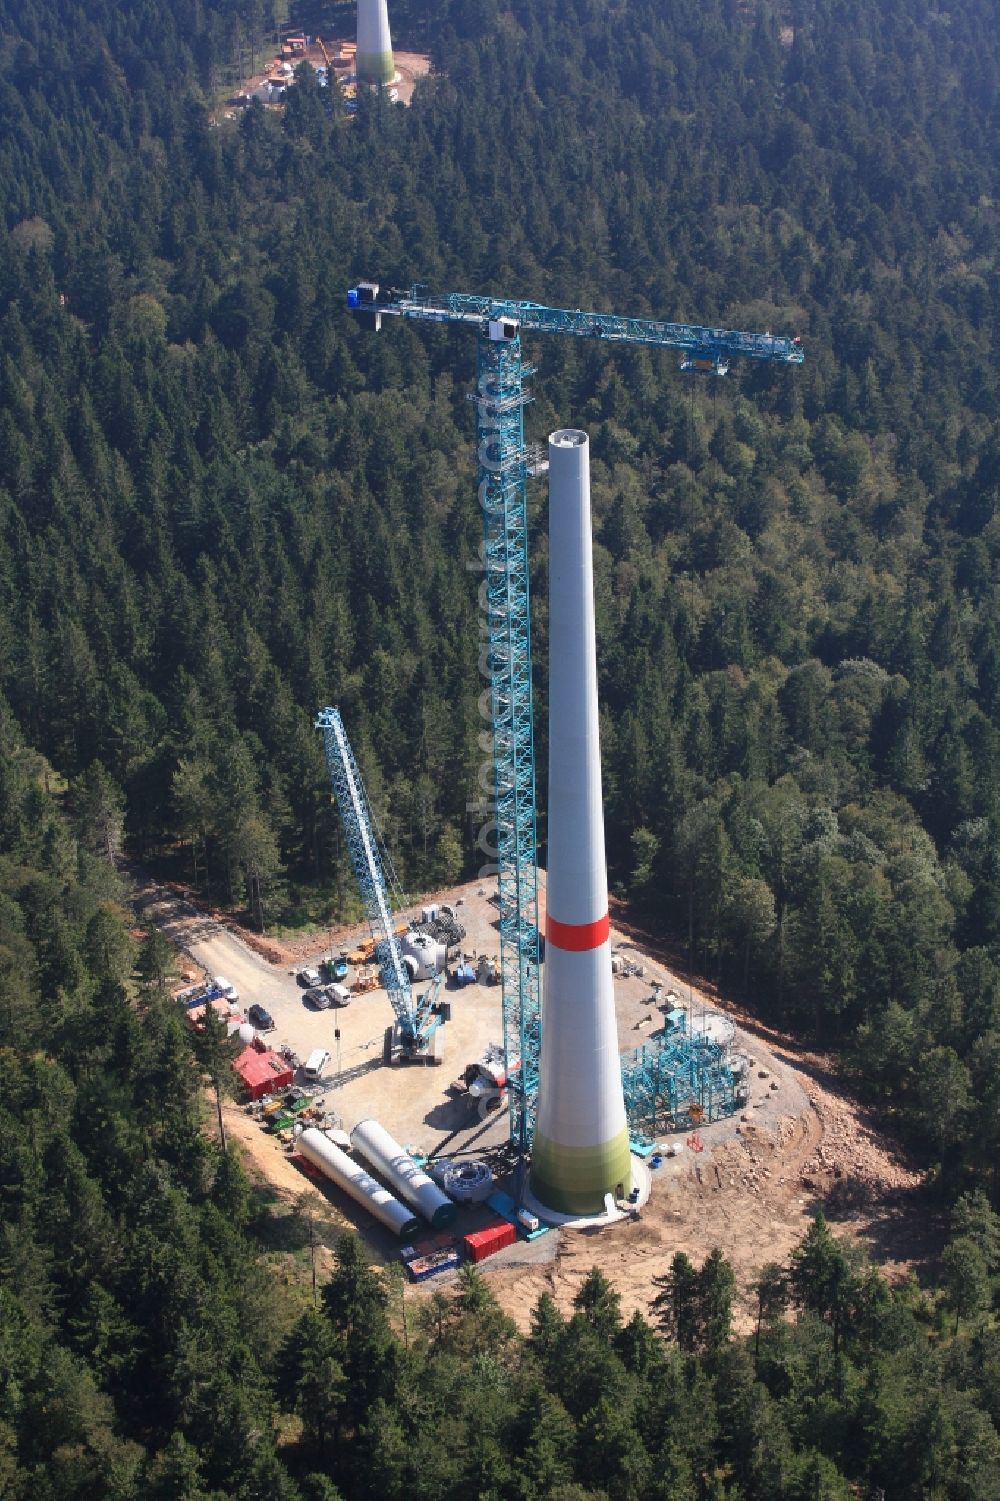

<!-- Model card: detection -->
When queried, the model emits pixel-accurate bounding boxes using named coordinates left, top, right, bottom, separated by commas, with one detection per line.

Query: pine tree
left=651, top=1252, right=701, bottom=1353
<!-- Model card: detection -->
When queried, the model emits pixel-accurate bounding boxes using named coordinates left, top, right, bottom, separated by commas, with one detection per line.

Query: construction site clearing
left=140, top=871, right=928, bottom=1325
left=219, top=34, right=431, bottom=120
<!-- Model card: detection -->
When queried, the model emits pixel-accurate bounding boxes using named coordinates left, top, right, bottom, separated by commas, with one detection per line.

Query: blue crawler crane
left=347, top=282, right=803, bottom=1149
left=316, top=707, right=445, bottom=1063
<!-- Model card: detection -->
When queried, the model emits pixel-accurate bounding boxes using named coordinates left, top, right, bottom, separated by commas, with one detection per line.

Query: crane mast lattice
left=347, top=282, right=804, bottom=1151
left=317, top=706, right=443, bottom=1060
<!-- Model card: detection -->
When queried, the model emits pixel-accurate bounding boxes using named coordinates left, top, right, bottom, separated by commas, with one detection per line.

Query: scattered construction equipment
left=404, top=1244, right=461, bottom=1282
left=611, top=952, right=646, bottom=979
left=453, top=1043, right=520, bottom=1120
left=346, top=937, right=376, bottom=965
left=409, top=907, right=466, bottom=949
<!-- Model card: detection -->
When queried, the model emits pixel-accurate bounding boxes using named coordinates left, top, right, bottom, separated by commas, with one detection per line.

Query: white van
left=303, top=1048, right=331, bottom=1081
left=213, top=975, right=238, bottom=1001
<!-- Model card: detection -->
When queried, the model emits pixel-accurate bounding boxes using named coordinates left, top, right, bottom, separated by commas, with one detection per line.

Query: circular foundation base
left=523, top=1154, right=652, bottom=1228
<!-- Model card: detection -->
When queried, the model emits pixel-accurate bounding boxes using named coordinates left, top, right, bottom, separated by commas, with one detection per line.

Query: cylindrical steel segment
left=350, top=1119, right=457, bottom=1228
left=296, top=1127, right=420, bottom=1237
left=356, top=0, right=394, bottom=85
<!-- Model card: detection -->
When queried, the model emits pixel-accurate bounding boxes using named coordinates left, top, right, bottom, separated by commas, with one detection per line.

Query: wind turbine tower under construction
left=356, top=0, right=394, bottom=86
left=529, top=429, right=633, bottom=1216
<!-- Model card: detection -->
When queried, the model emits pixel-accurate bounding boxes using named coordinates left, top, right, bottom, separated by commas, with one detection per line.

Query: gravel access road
left=133, top=874, right=303, bottom=1019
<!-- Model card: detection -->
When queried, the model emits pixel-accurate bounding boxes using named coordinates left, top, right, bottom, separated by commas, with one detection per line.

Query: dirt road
left=133, top=873, right=302, bottom=1013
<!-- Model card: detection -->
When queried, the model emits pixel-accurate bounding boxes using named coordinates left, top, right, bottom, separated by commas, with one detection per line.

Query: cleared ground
left=221, top=41, right=432, bottom=117
left=135, top=872, right=928, bottom=1320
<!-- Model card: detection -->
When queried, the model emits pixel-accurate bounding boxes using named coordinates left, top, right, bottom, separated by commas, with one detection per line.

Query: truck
left=303, top=1049, right=331, bottom=1081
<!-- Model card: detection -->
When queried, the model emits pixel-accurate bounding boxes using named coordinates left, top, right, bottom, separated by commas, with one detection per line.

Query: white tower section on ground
left=356, top=0, right=394, bottom=86
left=296, top=1127, right=419, bottom=1237
left=350, top=1119, right=456, bottom=1229
left=529, top=430, right=632, bottom=1215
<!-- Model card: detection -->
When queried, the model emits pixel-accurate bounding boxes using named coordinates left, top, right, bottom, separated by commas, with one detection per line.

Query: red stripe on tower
left=546, top=911, right=610, bottom=952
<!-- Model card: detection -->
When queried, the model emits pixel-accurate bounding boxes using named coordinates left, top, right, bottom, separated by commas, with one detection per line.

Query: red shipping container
left=463, top=1219, right=517, bottom=1263
left=465, top=1234, right=493, bottom=1264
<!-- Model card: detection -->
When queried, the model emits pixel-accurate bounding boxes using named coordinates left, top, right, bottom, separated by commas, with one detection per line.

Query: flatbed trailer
left=406, top=1247, right=461, bottom=1282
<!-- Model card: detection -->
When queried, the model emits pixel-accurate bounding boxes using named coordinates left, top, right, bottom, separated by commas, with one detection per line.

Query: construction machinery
left=316, top=706, right=446, bottom=1062
left=346, top=282, right=803, bottom=1148
left=453, top=1043, right=520, bottom=1121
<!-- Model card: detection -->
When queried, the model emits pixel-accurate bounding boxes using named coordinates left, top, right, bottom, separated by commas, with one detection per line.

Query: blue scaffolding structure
left=470, top=330, right=542, bottom=1154
left=620, top=1012, right=743, bottom=1141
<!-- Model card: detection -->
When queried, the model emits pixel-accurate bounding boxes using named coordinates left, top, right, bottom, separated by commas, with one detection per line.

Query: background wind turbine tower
left=529, top=429, right=633, bottom=1216
left=356, top=0, right=395, bottom=86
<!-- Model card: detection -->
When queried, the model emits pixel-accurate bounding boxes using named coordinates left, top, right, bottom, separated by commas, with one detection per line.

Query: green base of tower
left=356, top=51, right=395, bottom=86
left=529, top=1129, right=633, bottom=1216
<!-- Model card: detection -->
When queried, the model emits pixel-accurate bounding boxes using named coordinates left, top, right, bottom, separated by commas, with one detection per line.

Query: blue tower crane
left=317, top=707, right=445, bottom=1062
left=346, top=282, right=804, bottom=1151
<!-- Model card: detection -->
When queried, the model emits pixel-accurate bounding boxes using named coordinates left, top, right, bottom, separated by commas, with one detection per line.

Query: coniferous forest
left=1, top=0, right=999, bottom=1494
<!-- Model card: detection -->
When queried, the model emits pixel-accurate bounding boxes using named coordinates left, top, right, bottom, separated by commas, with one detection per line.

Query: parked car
left=213, top=975, right=239, bottom=1002
left=304, top=986, right=331, bottom=1010
left=298, top=966, right=322, bottom=988
left=247, top=1003, right=275, bottom=1032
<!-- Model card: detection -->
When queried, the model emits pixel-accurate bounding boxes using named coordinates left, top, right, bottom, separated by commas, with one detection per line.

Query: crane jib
left=347, top=283, right=804, bottom=365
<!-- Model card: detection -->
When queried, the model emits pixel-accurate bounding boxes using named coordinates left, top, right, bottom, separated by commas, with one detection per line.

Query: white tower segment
left=356, top=0, right=394, bottom=86
left=529, top=430, right=632, bottom=1215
